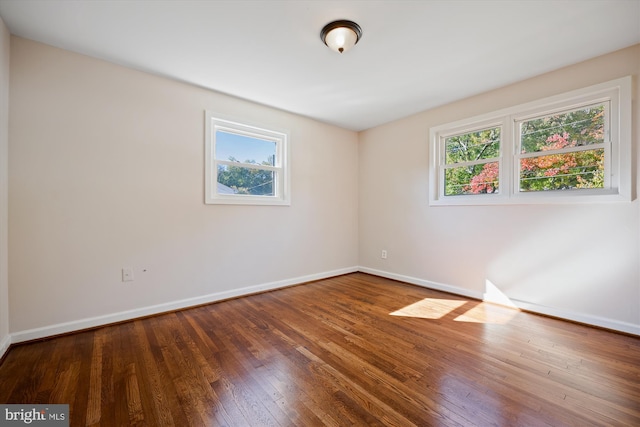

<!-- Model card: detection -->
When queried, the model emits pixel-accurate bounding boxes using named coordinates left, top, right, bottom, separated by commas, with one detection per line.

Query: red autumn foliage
left=520, top=132, right=577, bottom=178
left=465, top=162, right=499, bottom=194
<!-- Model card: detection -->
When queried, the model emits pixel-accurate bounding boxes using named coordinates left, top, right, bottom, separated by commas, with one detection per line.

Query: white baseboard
left=358, top=266, right=484, bottom=300
left=0, top=333, right=10, bottom=360
left=509, top=298, right=640, bottom=336
left=11, top=266, right=358, bottom=344
left=359, top=266, right=640, bottom=336
left=8, top=265, right=638, bottom=344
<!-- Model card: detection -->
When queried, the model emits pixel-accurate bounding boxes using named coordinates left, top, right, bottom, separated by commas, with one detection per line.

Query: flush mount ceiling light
left=320, top=20, right=362, bottom=54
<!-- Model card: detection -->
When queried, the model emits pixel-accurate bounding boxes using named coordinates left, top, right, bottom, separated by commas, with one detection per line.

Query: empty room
left=0, top=1, right=639, bottom=426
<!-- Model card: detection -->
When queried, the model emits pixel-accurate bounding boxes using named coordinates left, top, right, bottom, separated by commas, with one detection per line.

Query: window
left=429, top=76, right=631, bottom=205
left=443, top=125, right=502, bottom=196
left=517, top=104, right=606, bottom=193
left=205, top=112, right=290, bottom=205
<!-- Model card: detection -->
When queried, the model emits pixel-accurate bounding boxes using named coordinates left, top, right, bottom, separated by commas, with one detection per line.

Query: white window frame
left=436, top=119, right=507, bottom=202
left=429, top=76, right=632, bottom=206
left=205, top=112, right=290, bottom=205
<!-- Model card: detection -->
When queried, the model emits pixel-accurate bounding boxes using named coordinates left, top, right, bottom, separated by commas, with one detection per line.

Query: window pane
left=445, top=162, right=499, bottom=196
left=216, top=130, right=276, bottom=166
left=445, top=127, right=500, bottom=164
left=521, top=105, right=604, bottom=154
left=520, top=148, right=604, bottom=192
left=217, top=164, right=275, bottom=196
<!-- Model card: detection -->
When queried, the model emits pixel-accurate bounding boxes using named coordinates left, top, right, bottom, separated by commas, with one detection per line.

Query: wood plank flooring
left=1, top=273, right=639, bottom=426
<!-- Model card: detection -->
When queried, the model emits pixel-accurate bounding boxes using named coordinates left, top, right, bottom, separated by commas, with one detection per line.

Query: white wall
left=0, top=17, right=9, bottom=357
left=9, top=37, right=359, bottom=340
left=359, top=45, right=640, bottom=335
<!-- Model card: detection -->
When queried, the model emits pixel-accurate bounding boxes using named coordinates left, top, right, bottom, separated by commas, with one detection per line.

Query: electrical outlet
left=122, top=268, right=134, bottom=282
left=381, top=250, right=387, bottom=259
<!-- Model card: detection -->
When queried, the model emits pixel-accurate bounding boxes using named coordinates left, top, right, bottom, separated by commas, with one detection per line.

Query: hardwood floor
left=1, top=273, right=639, bottom=426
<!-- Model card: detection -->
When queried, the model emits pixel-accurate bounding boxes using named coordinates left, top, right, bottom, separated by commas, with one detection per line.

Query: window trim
left=205, top=112, right=290, bottom=205
left=429, top=76, right=632, bottom=206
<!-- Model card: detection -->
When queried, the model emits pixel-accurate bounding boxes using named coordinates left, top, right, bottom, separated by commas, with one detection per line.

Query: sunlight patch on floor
left=453, top=304, right=517, bottom=324
left=390, top=299, right=467, bottom=319
left=390, top=280, right=520, bottom=324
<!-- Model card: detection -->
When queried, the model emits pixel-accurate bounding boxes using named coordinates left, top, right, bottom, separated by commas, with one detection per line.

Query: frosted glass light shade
left=321, top=20, right=362, bottom=54
left=324, top=27, right=358, bottom=53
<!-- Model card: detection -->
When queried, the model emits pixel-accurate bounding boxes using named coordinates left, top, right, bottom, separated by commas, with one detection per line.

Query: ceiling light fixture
left=320, top=20, right=362, bottom=54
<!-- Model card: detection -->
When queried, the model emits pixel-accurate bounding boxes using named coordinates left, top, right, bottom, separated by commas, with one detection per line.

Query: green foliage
left=444, top=127, right=500, bottom=196
left=521, top=106, right=604, bottom=153
left=217, top=156, right=275, bottom=196
left=445, top=127, right=500, bottom=164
